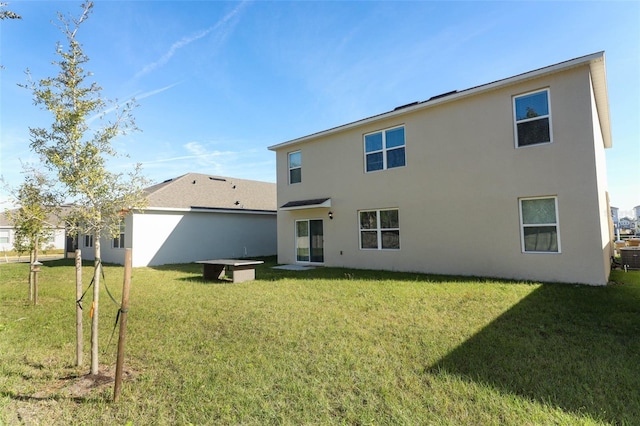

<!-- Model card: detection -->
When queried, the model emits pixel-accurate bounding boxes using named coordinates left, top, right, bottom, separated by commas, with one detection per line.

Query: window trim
left=84, top=234, right=93, bottom=248
left=519, top=196, right=561, bottom=254
left=513, top=88, right=553, bottom=148
left=288, top=150, right=302, bottom=184
left=358, top=208, right=400, bottom=251
left=363, top=125, right=406, bottom=173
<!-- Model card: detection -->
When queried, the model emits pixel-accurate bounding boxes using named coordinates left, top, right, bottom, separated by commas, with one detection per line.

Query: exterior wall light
left=328, top=211, right=333, bottom=220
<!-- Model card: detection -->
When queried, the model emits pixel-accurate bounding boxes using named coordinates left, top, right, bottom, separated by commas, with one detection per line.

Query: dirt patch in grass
left=5, top=365, right=136, bottom=425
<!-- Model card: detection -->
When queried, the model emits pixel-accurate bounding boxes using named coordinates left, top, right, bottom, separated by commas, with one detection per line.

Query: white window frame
left=288, top=150, right=302, bottom=184
left=519, top=196, right=561, bottom=253
left=112, top=222, right=125, bottom=249
left=513, top=88, right=552, bottom=148
left=358, top=208, right=400, bottom=250
left=84, top=234, right=93, bottom=248
left=363, top=125, right=406, bottom=173
left=0, top=230, right=9, bottom=244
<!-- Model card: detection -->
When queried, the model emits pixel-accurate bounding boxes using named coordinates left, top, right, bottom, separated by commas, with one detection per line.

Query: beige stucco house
left=268, top=52, right=613, bottom=285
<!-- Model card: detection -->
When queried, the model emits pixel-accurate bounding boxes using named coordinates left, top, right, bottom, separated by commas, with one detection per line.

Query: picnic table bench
left=196, top=259, right=264, bottom=283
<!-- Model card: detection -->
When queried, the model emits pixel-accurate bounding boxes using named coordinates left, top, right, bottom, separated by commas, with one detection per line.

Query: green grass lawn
left=1, top=258, right=639, bottom=425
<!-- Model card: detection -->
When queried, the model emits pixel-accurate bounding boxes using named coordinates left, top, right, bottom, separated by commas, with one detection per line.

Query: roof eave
left=588, top=54, right=612, bottom=148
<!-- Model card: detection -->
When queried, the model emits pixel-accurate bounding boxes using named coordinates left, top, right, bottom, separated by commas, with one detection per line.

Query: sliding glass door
left=296, top=219, right=324, bottom=263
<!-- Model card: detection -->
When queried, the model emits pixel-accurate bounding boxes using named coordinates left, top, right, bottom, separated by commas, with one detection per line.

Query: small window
left=364, top=126, right=406, bottom=172
left=519, top=197, right=560, bottom=253
left=513, top=89, right=551, bottom=147
left=359, top=208, right=400, bottom=250
left=0, top=230, right=9, bottom=244
left=288, top=151, right=301, bottom=184
left=113, top=222, right=125, bottom=249
left=84, top=234, right=93, bottom=248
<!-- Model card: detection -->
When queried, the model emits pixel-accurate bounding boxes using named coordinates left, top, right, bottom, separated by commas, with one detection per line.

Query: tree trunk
left=28, top=249, right=34, bottom=301
left=33, top=236, right=39, bottom=305
left=90, top=233, right=100, bottom=375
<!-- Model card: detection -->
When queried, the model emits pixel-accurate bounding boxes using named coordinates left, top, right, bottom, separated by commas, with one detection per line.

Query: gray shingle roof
left=144, top=173, right=276, bottom=212
left=0, top=205, right=74, bottom=228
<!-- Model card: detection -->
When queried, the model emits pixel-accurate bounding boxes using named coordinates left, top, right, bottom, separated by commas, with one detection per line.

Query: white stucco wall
left=129, top=210, right=277, bottom=267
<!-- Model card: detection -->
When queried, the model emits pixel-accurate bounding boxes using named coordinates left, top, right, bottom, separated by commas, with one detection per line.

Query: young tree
left=23, top=1, right=148, bottom=375
left=0, top=2, right=21, bottom=20
left=4, top=169, right=61, bottom=301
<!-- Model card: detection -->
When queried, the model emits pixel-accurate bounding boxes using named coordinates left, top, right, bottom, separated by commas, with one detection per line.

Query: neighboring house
left=83, top=173, right=277, bottom=267
left=0, top=208, right=67, bottom=253
left=268, top=52, right=613, bottom=285
left=611, top=206, right=619, bottom=230
left=619, top=217, right=634, bottom=230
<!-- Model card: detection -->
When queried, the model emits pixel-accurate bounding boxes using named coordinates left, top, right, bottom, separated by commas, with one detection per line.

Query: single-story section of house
left=81, top=173, right=277, bottom=267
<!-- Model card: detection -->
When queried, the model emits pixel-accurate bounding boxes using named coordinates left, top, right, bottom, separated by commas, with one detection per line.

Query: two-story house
left=268, top=52, right=613, bottom=285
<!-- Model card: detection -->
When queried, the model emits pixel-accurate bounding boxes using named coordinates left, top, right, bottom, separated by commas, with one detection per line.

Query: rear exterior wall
left=275, top=65, right=610, bottom=285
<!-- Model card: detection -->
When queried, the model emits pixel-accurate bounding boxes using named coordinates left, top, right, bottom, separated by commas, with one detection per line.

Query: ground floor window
left=519, top=196, right=560, bottom=253
left=113, top=222, right=125, bottom=249
left=359, top=208, right=400, bottom=250
left=0, top=230, right=9, bottom=244
left=296, top=219, right=324, bottom=262
left=84, top=234, right=93, bottom=248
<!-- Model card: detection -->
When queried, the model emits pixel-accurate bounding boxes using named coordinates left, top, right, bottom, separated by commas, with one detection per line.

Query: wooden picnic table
left=196, top=259, right=264, bottom=283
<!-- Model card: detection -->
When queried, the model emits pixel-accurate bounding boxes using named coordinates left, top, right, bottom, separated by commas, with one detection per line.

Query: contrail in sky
left=87, top=82, right=181, bottom=124
left=135, top=1, right=249, bottom=78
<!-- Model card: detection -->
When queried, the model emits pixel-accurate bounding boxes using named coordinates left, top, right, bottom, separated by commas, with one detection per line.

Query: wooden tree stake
left=75, top=249, right=83, bottom=367
left=113, top=248, right=132, bottom=402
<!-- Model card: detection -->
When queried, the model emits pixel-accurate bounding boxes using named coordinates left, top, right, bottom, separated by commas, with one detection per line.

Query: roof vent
left=234, top=201, right=240, bottom=205
left=162, top=178, right=173, bottom=183
left=209, top=177, right=226, bottom=182
left=192, top=180, right=196, bottom=184
left=428, top=90, right=457, bottom=101
left=394, top=101, right=419, bottom=111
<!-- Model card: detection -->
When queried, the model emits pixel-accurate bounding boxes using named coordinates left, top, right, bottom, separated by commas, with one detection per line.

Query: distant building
left=0, top=208, right=68, bottom=253
left=619, top=217, right=635, bottom=230
left=611, top=206, right=619, bottom=229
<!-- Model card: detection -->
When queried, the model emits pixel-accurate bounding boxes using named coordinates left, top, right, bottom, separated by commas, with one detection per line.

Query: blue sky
left=1, top=1, right=639, bottom=215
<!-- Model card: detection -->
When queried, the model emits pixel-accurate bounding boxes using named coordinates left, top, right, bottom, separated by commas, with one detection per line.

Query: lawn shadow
left=429, top=283, right=640, bottom=424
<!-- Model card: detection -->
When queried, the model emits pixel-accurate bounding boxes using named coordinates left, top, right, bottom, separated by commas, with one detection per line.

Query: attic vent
left=209, top=177, right=227, bottom=182
left=192, top=180, right=196, bottom=184
left=234, top=201, right=240, bottom=205
left=394, top=101, right=419, bottom=111
left=162, top=178, right=173, bottom=183
left=428, top=90, right=457, bottom=101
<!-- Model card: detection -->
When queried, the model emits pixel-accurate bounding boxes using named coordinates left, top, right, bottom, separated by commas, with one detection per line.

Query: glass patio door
left=296, top=219, right=324, bottom=263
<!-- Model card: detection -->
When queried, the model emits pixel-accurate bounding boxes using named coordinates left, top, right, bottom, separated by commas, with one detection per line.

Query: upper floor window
left=519, top=196, right=560, bottom=253
left=113, top=222, right=125, bottom=249
left=364, top=126, right=406, bottom=172
left=288, top=151, right=301, bottom=184
left=513, top=89, right=552, bottom=147
left=359, top=208, right=400, bottom=250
